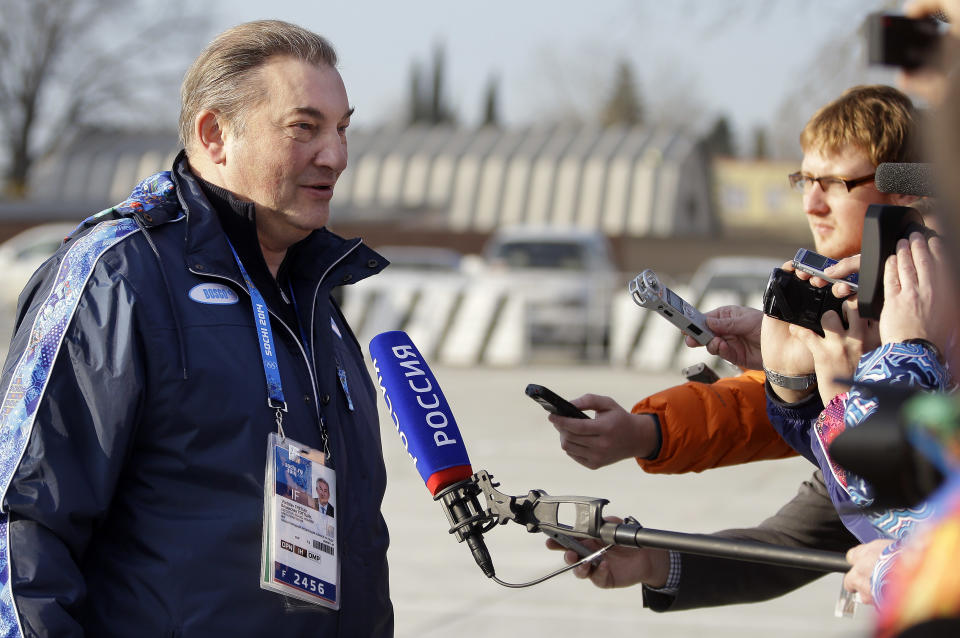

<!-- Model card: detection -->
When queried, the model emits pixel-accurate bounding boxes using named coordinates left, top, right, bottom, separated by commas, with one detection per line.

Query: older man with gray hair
left=0, top=20, right=392, bottom=637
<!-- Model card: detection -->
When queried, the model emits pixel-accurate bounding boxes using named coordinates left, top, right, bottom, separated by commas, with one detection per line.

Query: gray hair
left=179, top=20, right=338, bottom=150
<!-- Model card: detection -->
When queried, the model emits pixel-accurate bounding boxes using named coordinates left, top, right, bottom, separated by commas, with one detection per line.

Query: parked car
left=687, top=255, right=783, bottom=305
left=0, top=222, right=76, bottom=309
left=483, top=226, right=619, bottom=356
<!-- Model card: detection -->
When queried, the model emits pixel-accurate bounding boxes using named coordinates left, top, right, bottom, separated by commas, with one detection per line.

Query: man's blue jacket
left=0, top=155, right=393, bottom=637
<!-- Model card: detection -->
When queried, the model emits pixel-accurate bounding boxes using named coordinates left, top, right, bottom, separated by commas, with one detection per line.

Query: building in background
left=0, top=126, right=810, bottom=368
left=713, top=157, right=808, bottom=243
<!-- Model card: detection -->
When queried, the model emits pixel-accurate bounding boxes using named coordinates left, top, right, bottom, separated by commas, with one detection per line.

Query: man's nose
left=313, top=133, right=348, bottom=173
left=804, top=183, right=829, bottom=216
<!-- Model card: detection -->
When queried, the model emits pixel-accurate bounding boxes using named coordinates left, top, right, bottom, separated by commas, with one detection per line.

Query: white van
left=483, top=226, right=619, bottom=357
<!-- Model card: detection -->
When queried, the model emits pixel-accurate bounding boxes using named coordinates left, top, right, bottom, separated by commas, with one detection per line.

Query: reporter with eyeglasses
left=548, top=85, right=925, bottom=613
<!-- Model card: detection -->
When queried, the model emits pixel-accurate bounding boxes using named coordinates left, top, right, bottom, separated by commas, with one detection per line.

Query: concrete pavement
left=0, top=301, right=874, bottom=636
left=378, top=363, right=874, bottom=638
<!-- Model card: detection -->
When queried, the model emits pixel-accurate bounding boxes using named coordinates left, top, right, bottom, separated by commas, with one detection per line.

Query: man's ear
left=195, top=109, right=228, bottom=165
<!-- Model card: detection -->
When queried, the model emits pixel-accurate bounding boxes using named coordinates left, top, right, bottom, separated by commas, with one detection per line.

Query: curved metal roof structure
left=10, top=124, right=717, bottom=238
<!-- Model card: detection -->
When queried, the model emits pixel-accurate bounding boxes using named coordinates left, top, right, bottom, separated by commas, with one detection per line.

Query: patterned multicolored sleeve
left=845, top=341, right=950, bottom=465
left=840, top=343, right=950, bottom=537
left=871, top=538, right=903, bottom=607
left=0, top=219, right=145, bottom=637
left=851, top=341, right=949, bottom=402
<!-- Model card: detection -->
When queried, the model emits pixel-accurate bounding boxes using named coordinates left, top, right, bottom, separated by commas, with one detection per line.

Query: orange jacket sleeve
left=633, top=370, right=797, bottom=474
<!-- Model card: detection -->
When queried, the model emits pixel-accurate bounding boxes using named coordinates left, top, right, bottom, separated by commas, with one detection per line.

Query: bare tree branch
left=0, top=0, right=211, bottom=197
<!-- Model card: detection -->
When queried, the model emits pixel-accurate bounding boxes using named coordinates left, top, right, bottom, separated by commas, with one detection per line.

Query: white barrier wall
left=343, top=266, right=771, bottom=371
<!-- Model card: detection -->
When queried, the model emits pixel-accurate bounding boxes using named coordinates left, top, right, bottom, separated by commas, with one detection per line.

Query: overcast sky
left=214, top=0, right=900, bottom=152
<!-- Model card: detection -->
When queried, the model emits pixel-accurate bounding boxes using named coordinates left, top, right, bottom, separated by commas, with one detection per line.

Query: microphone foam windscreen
left=370, top=331, right=472, bottom=495
left=875, top=163, right=935, bottom=197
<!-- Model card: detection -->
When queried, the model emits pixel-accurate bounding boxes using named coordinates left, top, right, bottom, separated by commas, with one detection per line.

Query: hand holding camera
left=872, top=3, right=960, bottom=105
left=762, top=258, right=871, bottom=402
left=759, top=310, right=817, bottom=403
left=763, top=265, right=851, bottom=338
left=787, top=298, right=879, bottom=406
left=879, top=232, right=955, bottom=355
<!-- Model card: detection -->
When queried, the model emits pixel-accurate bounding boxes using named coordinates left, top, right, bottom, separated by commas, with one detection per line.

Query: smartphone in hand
left=525, top=384, right=589, bottom=419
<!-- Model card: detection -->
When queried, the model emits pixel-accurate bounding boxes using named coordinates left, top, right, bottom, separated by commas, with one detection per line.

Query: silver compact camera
left=629, top=269, right=714, bottom=346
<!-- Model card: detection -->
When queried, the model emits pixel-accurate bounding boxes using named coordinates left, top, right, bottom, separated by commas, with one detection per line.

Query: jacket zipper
left=308, top=237, right=364, bottom=375
left=189, top=268, right=324, bottom=422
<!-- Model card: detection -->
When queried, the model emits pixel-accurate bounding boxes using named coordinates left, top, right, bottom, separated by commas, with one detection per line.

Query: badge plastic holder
left=261, top=432, right=340, bottom=609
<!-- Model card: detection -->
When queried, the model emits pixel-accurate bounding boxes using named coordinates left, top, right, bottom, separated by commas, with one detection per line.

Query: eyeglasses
left=787, top=171, right=876, bottom=195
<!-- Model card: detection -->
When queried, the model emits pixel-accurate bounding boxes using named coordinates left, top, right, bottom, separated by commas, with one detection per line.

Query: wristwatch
left=763, top=367, right=818, bottom=390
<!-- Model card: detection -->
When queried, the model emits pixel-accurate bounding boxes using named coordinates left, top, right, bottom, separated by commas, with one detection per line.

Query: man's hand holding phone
left=529, top=386, right=660, bottom=469
left=525, top=384, right=589, bottom=419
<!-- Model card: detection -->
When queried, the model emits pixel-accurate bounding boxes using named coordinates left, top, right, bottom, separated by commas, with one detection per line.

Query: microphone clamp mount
left=450, top=470, right=851, bottom=579
left=471, top=470, right=609, bottom=539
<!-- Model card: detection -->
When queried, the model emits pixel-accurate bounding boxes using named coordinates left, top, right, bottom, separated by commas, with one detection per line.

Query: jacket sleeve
left=0, top=243, right=145, bottom=637
left=643, top=470, right=859, bottom=611
left=634, top=370, right=797, bottom=474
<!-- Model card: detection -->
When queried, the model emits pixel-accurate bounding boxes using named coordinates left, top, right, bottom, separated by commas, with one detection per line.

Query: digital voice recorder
left=629, top=269, right=714, bottom=346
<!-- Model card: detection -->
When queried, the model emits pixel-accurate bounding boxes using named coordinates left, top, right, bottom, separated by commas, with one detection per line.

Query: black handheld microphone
left=875, top=162, right=935, bottom=197
left=859, top=204, right=938, bottom=319
left=369, top=330, right=495, bottom=578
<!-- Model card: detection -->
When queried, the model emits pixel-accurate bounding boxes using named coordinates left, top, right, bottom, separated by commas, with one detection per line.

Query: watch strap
left=763, top=367, right=818, bottom=390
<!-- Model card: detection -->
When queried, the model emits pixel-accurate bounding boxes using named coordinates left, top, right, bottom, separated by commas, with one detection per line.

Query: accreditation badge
left=261, top=432, right=340, bottom=609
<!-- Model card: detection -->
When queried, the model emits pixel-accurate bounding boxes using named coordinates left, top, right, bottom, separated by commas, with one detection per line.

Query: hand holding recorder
left=682, top=305, right=765, bottom=371
left=629, top=269, right=714, bottom=346
left=879, top=232, right=955, bottom=353
left=627, top=269, right=766, bottom=370
left=795, top=254, right=861, bottom=299
left=792, top=249, right=860, bottom=293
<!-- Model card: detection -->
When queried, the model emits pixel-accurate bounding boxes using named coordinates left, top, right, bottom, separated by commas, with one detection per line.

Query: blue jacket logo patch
left=189, top=283, right=239, bottom=305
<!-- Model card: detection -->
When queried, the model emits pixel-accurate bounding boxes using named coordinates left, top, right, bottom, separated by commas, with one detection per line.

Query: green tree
left=704, top=115, right=736, bottom=157
left=600, top=60, right=643, bottom=127
left=481, top=75, right=501, bottom=128
left=408, top=43, right=456, bottom=125
left=408, top=62, right=428, bottom=123
left=752, top=126, right=770, bottom=160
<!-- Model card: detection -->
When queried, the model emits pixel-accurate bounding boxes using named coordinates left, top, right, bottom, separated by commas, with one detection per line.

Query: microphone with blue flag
left=369, top=330, right=495, bottom=577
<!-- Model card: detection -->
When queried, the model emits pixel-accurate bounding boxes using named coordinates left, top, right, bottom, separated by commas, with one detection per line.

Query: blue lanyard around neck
left=226, top=241, right=333, bottom=459
left=227, top=242, right=287, bottom=433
